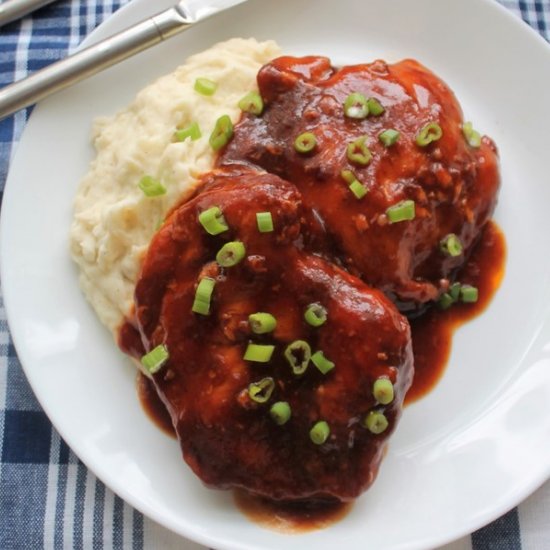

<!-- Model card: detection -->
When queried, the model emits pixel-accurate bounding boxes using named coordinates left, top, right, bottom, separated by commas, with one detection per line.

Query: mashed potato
left=70, top=38, right=281, bottom=335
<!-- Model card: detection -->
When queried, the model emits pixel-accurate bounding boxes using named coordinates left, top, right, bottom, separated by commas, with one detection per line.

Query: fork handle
left=0, top=0, right=58, bottom=27
left=0, top=6, right=193, bottom=120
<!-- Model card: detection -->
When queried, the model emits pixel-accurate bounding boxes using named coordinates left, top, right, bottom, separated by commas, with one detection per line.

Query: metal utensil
left=0, top=0, right=58, bottom=28
left=0, top=0, right=248, bottom=120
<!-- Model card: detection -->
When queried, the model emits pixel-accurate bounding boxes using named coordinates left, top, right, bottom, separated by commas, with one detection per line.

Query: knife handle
left=0, top=6, right=193, bottom=120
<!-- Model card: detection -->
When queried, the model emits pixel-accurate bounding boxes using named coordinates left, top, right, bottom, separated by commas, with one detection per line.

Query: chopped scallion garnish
left=311, top=351, right=335, bottom=375
left=175, top=121, right=201, bottom=142
left=310, top=421, right=330, bottom=445
left=440, top=233, right=463, bottom=257
left=462, top=121, right=482, bottom=148
left=209, top=114, right=234, bottom=151
left=198, top=206, right=228, bottom=235
left=363, top=410, right=389, bottom=434
left=343, top=92, right=369, bottom=119
left=248, top=377, right=275, bottom=403
left=256, top=211, right=274, bottom=233
left=284, top=340, right=311, bottom=375
left=294, top=132, right=317, bottom=154
left=304, top=303, right=327, bottom=327
left=192, top=277, right=216, bottom=315
left=238, top=91, right=264, bottom=115
left=249, top=313, right=277, bottom=334
left=373, top=377, right=394, bottom=405
left=141, top=344, right=169, bottom=374
left=416, top=122, right=443, bottom=146
left=243, top=343, right=275, bottom=363
left=194, top=77, right=217, bottom=96
left=349, top=180, right=367, bottom=199
left=138, top=175, right=166, bottom=197
left=366, top=97, right=384, bottom=116
left=347, top=136, right=372, bottom=166
left=340, top=169, right=356, bottom=184
left=270, top=401, right=291, bottom=425
left=438, top=292, right=454, bottom=310
left=216, top=241, right=246, bottom=267
left=460, top=284, right=479, bottom=303
left=386, top=199, right=416, bottom=223
left=379, top=129, right=400, bottom=147
left=449, top=282, right=461, bottom=302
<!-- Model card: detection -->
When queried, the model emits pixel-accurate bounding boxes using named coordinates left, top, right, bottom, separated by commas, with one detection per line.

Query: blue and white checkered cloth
left=0, top=1, right=549, bottom=548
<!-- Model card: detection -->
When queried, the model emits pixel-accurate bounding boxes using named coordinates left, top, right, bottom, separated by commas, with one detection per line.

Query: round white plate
left=2, top=0, right=550, bottom=548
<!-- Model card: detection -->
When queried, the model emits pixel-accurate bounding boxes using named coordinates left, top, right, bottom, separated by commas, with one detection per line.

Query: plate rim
left=1, top=0, right=550, bottom=548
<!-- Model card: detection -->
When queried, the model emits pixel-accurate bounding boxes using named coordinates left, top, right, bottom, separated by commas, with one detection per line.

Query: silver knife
left=0, top=0, right=58, bottom=28
left=0, top=0, right=248, bottom=120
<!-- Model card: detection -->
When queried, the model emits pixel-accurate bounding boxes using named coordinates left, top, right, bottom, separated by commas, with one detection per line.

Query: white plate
left=2, top=0, right=550, bottom=548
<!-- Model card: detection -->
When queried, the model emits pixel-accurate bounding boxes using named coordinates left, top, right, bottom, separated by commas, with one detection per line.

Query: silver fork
left=0, top=0, right=58, bottom=28
left=0, top=0, right=249, bottom=120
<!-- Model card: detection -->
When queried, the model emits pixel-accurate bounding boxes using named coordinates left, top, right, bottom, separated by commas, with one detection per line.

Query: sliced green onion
left=366, top=97, right=385, bottom=116
left=138, top=175, right=166, bottom=197
left=248, top=313, right=277, bottom=334
left=379, top=129, right=400, bottom=147
left=294, top=132, right=317, bottom=154
left=216, top=241, right=246, bottom=267
left=440, top=233, right=463, bottom=257
left=304, top=303, right=327, bottom=327
left=141, top=344, right=169, bottom=374
left=192, top=277, right=216, bottom=315
left=449, top=282, right=461, bottom=302
left=438, top=292, right=454, bottom=310
left=248, top=377, right=275, bottom=403
left=343, top=92, right=368, bottom=119
left=347, top=136, right=372, bottom=166
left=460, top=285, right=479, bottom=303
left=194, top=77, right=217, bottom=96
left=175, top=121, right=201, bottom=142
left=340, top=169, right=368, bottom=198
left=256, top=212, right=274, bottom=233
left=386, top=199, right=416, bottom=223
left=270, top=401, right=291, bottom=425
left=209, top=114, right=233, bottom=151
left=284, top=340, right=311, bottom=375
left=311, top=351, right=335, bottom=375
left=244, top=343, right=275, bottom=363
left=349, top=180, right=367, bottom=199
left=416, top=122, right=443, bottom=146
left=462, top=121, right=482, bottom=148
left=238, top=91, right=264, bottom=115
left=198, top=206, right=229, bottom=235
left=340, top=169, right=356, bottom=184
left=363, top=410, right=389, bottom=434
left=310, top=420, right=330, bottom=445
left=373, top=377, right=394, bottom=405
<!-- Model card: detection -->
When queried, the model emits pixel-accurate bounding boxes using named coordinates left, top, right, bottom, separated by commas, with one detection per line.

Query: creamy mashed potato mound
left=70, top=38, right=281, bottom=335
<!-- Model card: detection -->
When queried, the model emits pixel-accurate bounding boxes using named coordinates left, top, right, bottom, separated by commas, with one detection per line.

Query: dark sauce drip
left=136, top=373, right=175, bottom=438
left=233, top=490, right=352, bottom=533
left=406, top=221, right=506, bottom=403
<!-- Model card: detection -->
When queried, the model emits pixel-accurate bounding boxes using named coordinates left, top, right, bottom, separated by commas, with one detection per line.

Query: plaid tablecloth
left=0, top=1, right=549, bottom=548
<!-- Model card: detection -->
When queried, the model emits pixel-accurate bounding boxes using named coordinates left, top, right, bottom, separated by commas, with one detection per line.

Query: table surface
left=0, top=0, right=549, bottom=548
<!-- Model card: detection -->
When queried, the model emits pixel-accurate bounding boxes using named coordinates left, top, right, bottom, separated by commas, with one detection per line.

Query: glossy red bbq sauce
left=134, top=221, right=505, bottom=421
left=406, top=221, right=506, bottom=403
left=118, top=53, right=505, bottom=533
left=130, top=221, right=505, bottom=531
left=137, top=373, right=175, bottom=437
left=234, top=490, right=352, bottom=533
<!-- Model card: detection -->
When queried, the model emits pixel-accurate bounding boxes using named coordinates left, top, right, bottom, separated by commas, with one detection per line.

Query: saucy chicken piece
left=131, top=168, right=413, bottom=501
left=221, top=56, right=501, bottom=312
